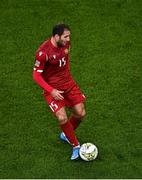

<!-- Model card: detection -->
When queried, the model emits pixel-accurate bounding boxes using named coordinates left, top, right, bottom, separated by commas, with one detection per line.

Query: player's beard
left=57, top=39, right=66, bottom=47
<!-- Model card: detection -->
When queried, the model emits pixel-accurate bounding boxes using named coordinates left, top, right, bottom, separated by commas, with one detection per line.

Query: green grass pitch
left=0, top=0, right=142, bottom=178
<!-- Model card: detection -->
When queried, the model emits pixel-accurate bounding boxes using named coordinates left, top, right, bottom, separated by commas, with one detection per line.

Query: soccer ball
left=79, top=143, right=98, bottom=161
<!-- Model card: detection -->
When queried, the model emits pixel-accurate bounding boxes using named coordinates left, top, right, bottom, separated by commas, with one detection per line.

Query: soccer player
left=33, top=24, right=86, bottom=160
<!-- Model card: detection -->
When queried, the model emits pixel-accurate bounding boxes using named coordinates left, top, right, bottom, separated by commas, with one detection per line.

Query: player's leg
left=43, top=92, right=78, bottom=146
left=64, top=84, right=86, bottom=130
left=55, top=107, right=80, bottom=160
left=55, top=107, right=79, bottom=147
left=43, top=91, right=80, bottom=160
left=69, top=102, right=86, bottom=130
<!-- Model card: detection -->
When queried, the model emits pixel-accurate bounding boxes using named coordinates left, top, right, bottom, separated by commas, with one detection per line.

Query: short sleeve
left=33, top=50, right=48, bottom=73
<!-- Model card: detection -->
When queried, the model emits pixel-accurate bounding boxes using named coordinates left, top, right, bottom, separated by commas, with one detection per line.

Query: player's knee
left=58, top=114, right=68, bottom=125
left=76, top=109, right=86, bottom=119
left=82, top=109, right=86, bottom=118
left=81, top=109, right=86, bottom=118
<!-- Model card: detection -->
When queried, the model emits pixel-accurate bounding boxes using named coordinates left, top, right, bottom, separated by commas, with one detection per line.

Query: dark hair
left=52, top=23, right=70, bottom=36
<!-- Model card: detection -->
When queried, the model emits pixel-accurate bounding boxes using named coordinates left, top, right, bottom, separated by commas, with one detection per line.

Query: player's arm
left=33, top=50, right=53, bottom=93
left=33, top=72, right=64, bottom=100
left=33, top=51, right=64, bottom=100
left=33, top=71, right=53, bottom=93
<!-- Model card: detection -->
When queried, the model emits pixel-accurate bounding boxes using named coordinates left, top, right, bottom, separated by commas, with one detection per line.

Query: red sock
left=69, top=115, right=82, bottom=130
left=60, top=121, right=79, bottom=147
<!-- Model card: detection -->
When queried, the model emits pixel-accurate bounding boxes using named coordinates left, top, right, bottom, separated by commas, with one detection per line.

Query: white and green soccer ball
left=79, top=143, right=98, bottom=161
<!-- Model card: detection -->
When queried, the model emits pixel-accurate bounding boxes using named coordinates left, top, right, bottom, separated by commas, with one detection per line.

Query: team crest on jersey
left=35, top=60, right=40, bottom=67
left=64, top=48, right=69, bottom=54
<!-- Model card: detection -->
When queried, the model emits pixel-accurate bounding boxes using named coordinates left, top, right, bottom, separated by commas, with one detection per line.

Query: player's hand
left=51, top=89, right=64, bottom=100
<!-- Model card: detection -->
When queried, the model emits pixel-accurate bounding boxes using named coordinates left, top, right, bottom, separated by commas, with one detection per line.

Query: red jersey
left=33, top=39, right=75, bottom=91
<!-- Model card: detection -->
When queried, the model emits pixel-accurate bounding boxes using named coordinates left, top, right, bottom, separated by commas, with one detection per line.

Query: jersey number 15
left=59, top=57, right=66, bottom=67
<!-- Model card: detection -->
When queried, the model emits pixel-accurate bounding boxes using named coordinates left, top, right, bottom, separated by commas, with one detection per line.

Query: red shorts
left=43, top=84, right=86, bottom=113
